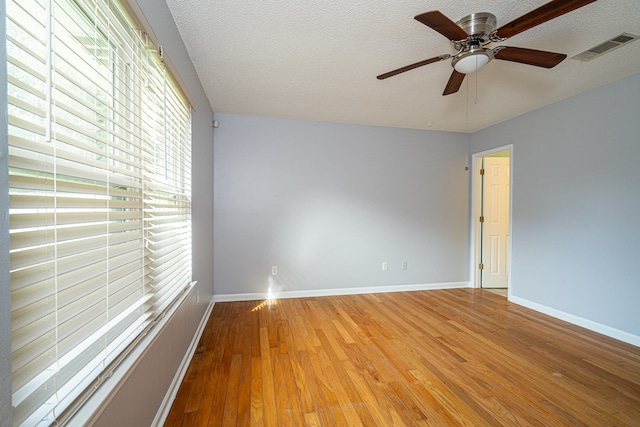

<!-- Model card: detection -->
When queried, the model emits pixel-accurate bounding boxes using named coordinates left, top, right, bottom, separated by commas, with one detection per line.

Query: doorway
left=471, top=146, right=512, bottom=295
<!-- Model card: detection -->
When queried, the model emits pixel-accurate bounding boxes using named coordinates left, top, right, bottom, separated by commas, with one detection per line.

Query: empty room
left=1, top=0, right=640, bottom=426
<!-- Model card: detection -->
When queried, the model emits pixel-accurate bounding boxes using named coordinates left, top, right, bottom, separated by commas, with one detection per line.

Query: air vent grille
left=571, top=33, right=639, bottom=62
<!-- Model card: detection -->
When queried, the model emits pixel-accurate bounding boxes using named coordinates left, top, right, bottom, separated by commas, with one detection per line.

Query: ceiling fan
left=377, top=0, right=598, bottom=95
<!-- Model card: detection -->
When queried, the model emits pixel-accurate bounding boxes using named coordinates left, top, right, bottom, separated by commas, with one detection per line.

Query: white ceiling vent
left=571, top=33, right=639, bottom=62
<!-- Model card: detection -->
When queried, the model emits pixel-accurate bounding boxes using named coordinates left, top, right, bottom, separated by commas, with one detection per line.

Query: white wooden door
left=481, top=157, right=510, bottom=288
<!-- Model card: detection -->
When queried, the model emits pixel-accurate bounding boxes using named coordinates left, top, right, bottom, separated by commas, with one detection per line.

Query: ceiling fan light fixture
left=379, top=1, right=597, bottom=95
left=452, top=49, right=494, bottom=74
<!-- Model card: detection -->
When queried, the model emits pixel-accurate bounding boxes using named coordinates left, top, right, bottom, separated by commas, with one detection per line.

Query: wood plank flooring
left=165, top=289, right=640, bottom=426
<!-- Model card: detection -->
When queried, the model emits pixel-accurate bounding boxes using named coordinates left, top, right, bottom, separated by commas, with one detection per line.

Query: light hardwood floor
left=165, top=289, right=640, bottom=426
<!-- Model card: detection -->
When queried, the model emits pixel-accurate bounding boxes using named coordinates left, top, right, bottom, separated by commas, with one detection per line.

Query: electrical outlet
left=382, top=262, right=388, bottom=271
left=402, top=261, right=408, bottom=271
left=272, top=266, right=278, bottom=275
left=196, top=289, right=200, bottom=304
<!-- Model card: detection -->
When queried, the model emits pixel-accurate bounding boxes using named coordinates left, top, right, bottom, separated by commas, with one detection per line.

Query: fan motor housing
left=456, top=12, right=497, bottom=41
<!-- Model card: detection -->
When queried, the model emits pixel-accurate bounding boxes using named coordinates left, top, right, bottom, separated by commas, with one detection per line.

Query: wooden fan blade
left=496, top=0, right=597, bottom=39
left=443, top=70, right=465, bottom=96
left=415, top=11, right=469, bottom=41
left=377, top=55, right=450, bottom=80
left=494, top=46, right=567, bottom=68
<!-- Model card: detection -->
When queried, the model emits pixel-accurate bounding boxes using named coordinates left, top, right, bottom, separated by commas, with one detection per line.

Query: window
left=6, top=0, right=192, bottom=425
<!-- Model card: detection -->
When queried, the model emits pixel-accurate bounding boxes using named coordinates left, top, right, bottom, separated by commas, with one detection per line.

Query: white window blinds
left=6, top=0, right=192, bottom=425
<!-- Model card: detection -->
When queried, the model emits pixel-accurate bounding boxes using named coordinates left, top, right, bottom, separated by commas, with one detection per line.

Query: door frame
left=470, top=144, right=513, bottom=294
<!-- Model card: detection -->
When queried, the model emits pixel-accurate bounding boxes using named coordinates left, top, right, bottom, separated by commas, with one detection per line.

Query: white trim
left=510, top=295, right=640, bottom=348
left=151, top=297, right=216, bottom=427
left=469, top=144, right=513, bottom=299
left=214, top=282, right=470, bottom=302
left=469, top=154, right=483, bottom=288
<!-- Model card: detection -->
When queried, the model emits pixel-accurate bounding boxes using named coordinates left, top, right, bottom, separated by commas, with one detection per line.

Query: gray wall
left=213, top=115, right=470, bottom=297
left=471, top=73, right=640, bottom=337
left=1, top=0, right=12, bottom=425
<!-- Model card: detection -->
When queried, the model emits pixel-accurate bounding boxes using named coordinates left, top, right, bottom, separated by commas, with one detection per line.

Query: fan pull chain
left=466, top=72, right=469, bottom=133
left=474, top=55, right=480, bottom=104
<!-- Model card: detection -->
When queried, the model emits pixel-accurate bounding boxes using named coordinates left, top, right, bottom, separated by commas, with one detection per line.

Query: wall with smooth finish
left=213, top=115, right=470, bottom=298
left=471, top=73, right=640, bottom=338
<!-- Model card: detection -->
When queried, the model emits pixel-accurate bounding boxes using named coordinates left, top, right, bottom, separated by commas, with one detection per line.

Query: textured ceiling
left=165, top=0, right=640, bottom=132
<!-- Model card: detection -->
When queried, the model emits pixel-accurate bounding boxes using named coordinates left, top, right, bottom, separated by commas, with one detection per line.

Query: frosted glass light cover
left=454, top=53, right=490, bottom=74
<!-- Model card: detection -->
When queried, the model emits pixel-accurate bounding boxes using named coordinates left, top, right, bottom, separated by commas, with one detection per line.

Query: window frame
left=6, top=0, right=194, bottom=425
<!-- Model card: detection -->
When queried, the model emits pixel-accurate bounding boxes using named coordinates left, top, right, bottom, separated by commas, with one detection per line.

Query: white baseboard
left=152, top=296, right=216, bottom=427
left=509, top=295, right=640, bottom=348
left=214, top=281, right=470, bottom=302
